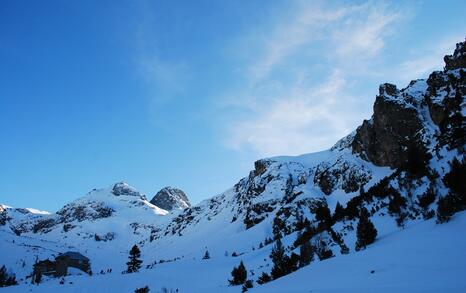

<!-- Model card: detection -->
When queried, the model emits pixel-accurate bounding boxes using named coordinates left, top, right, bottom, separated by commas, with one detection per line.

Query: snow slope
left=2, top=212, right=464, bottom=293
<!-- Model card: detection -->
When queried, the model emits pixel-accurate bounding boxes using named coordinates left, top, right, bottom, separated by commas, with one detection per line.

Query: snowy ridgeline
left=0, top=41, right=465, bottom=292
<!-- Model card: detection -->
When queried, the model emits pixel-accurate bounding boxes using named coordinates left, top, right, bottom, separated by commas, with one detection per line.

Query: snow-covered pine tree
left=202, top=250, right=210, bottom=259
left=126, top=245, right=143, bottom=273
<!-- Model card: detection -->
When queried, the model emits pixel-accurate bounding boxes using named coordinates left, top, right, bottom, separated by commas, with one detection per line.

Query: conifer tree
left=333, top=202, right=345, bottom=222
left=443, top=157, right=466, bottom=206
left=257, top=272, right=271, bottom=284
left=126, top=245, right=143, bottom=273
left=202, top=250, right=210, bottom=260
left=355, top=208, right=378, bottom=251
left=0, top=265, right=17, bottom=287
left=229, top=261, right=247, bottom=286
left=299, top=240, right=313, bottom=267
left=270, top=238, right=290, bottom=279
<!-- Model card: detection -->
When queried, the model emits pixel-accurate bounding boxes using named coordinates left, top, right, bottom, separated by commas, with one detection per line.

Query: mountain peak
left=444, top=39, right=466, bottom=70
left=150, top=187, right=191, bottom=211
left=111, top=182, right=142, bottom=197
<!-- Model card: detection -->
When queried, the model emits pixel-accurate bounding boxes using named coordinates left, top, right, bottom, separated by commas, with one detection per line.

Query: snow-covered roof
left=60, top=251, right=89, bottom=261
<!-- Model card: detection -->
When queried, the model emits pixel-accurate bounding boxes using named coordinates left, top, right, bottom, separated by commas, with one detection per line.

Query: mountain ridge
left=0, top=39, right=465, bottom=292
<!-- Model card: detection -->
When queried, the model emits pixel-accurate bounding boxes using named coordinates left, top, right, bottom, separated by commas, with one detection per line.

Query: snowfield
left=1, top=211, right=464, bottom=293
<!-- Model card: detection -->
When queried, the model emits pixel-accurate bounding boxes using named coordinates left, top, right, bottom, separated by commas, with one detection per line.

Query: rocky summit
left=150, top=187, right=191, bottom=211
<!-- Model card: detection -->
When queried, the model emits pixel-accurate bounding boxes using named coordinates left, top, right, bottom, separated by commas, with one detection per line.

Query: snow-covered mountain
left=0, top=40, right=465, bottom=292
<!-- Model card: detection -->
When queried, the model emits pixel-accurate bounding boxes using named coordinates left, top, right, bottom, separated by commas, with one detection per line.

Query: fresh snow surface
left=2, top=212, right=465, bottom=293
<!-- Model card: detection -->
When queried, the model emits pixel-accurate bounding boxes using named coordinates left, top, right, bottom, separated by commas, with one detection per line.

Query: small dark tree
left=333, top=202, right=345, bottom=222
left=443, top=157, right=466, bottom=207
left=0, top=265, right=17, bottom=287
left=270, top=238, right=290, bottom=279
left=437, top=193, right=461, bottom=223
left=257, top=272, right=271, bottom=284
left=315, top=204, right=332, bottom=227
left=293, top=225, right=316, bottom=248
left=0, top=266, right=6, bottom=286
left=345, top=196, right=362, bottom=219
left=404, top=143, right=431, bottom=177
left=299, top=240, right=313, bottom=267
left=126, top=245, right=143, bottom=273
left=289, top=252, right=300, bottom=271
left=229, top=261, right=247, bottom=286
left=134, top=286, right=150, bottom=293
left=202, top=250, right=210, bottom=260
left=241, top=280, right=253, bottom=292
left=388, top=193, right=406, bottom=214
left=418, top=184, right=436, bottom=209
left=355, top=208, right=378, bottom=251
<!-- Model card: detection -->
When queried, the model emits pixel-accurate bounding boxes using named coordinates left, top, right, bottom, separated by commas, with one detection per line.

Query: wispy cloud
left=249, top=3, right=347, bottom=81
left=396, top=35, right=463, bottom=83
left=222, top=1, right=404, bottom=157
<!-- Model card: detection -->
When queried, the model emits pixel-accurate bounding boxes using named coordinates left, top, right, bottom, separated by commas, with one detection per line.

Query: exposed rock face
left=150, top=187, right=191, bottom=211
left=313, top=158, right=372, bottom=195
left=112, top=182, right=142, bottom=197
left=0, top=206, right=7, bottom=225
left=352, top=39, right=466, bottom=168
left=444, top=40, right=466, bottom=70
left=352, top=83, right=424, bottom=168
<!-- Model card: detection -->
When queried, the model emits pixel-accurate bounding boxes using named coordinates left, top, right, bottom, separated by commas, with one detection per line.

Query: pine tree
left=229, top=261, right=247, bottom=286
left=0, top=266, right=5, bottom=287
left=443, top=157, right=466, bottom=207
left=437, top=193, right=460, bottom=223
left=355, top=208, right=378, bottom=251
left=288, top=252, right=300, bottom=272
left=405, top=142, right=431, bottom=177
left=270, top=238, right=290, bottom=279
left=315, top=205, right=332, bottom=224
left=241, top=280, right=253, bottom=292
left=0, top=265, right=17, bottom=287
left=257, top=272, right=271, bottom=284
left=202, top=250, right=210, bottom=260
left=333, top=202, right=345, bottom=222
left=298, top=240, right=313, bottom=267
left=126, top=245, right=143, bottom=273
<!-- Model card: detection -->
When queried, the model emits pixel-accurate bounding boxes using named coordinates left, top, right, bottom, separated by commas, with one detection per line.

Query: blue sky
left=1, top=0, right=465, bottom=211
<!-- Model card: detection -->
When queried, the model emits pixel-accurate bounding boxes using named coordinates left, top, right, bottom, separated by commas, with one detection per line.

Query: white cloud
left=333, top=4, right=401, bottom=60
left=250, top=3, right=347, bottom=81
left=223, top=1, right=404, bottom=157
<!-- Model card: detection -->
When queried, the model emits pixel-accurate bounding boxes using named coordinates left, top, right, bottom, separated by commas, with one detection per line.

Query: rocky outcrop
left=112, top=182, right=143, bottom=197
left=444, top=40, right=466, bottom=70
left=351, top=83, right=424, bottom=168
left=313, top=158, right=372, bottom=195
left=352, top=39, right=466, bottom=167
left=150, top=187, right=191, bottom=211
